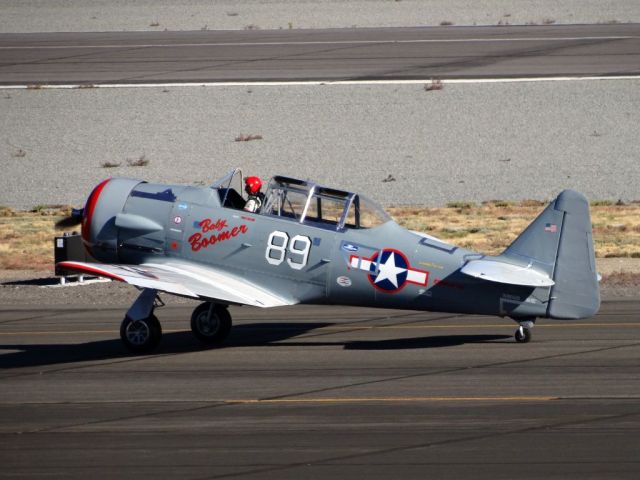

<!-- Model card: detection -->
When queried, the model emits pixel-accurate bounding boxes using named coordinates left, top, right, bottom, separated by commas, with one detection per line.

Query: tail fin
left=502, top=190, right=600, bottom=319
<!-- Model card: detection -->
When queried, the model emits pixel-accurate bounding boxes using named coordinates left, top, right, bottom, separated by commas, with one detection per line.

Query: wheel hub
left=197, top=312, right=219, bottom=336
left=125, top=320, right=150, bottom=346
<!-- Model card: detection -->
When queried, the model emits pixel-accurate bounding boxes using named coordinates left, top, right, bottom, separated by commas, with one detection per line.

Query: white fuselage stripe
left=407, top=270, right=427, bottom=285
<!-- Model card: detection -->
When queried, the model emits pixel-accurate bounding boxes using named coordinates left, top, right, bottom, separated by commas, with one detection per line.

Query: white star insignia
left=374, top=252, right=407, bottom=288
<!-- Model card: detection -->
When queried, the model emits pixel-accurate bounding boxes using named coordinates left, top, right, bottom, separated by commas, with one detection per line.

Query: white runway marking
left=1, top=76, right=639, bottom=89
left=0, top=35, right=637, bottom=50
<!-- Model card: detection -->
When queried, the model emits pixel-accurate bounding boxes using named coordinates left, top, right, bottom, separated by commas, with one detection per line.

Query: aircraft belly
left=410, top=280, right=548, bottom=318
left=329, top=227, right=550, bottom=317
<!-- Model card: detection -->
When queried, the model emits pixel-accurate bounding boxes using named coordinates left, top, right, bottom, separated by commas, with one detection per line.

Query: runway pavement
left=1, top=24, right=639, bottom=85
left=1, top=300, right=639, bottom=478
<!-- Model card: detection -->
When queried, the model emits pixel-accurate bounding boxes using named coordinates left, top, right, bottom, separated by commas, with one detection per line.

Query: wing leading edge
left=57, top=260, right=294, bottom=308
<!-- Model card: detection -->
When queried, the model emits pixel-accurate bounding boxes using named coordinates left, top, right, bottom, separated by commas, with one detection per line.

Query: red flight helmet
left=245, top=176, right=262, bottom=195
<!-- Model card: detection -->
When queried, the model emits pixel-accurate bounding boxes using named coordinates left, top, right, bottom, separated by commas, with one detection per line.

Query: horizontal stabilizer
left=461, top=259, right=554, bottom=287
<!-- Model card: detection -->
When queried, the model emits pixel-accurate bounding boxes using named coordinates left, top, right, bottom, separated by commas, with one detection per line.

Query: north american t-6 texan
left=56, top=168, right=600, bottom=353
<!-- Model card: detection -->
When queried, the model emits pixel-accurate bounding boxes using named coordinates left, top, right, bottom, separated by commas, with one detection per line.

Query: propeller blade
left=55, top=208, right=83, bottom=230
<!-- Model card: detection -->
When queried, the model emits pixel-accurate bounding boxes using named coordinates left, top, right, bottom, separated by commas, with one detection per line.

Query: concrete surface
left=2, top=79, right=638, bottom=209
left=2, top=25, right=639, bottom=84
left=1, top=0, right=639, bottom=33
left=1, top=301, right=639, bottom=478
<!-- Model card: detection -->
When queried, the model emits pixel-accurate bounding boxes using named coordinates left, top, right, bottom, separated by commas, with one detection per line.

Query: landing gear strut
left=190, top=302, right=232, bottom=346
left=514, top=318, right=535, bottom=343
left=118, top=291, right=234, bottom=352
left=120, top=288, right=164, bottom=353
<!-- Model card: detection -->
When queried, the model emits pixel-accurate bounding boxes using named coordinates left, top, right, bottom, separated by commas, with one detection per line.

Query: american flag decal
left=544, top=223, right=558, bottom=233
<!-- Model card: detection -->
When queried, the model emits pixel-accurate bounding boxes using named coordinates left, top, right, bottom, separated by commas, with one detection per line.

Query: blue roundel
left=368, top=249, right=409, bottom=292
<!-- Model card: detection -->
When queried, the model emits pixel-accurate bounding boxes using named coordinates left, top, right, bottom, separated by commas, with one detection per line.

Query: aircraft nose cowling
left=82, top=177, right=144, bottom=262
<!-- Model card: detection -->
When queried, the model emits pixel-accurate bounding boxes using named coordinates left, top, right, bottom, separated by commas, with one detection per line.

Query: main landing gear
left=120, top=314, right=162, bottom=353
left=119, top=289, right=233, bottom=353
left=190, top=302, right=233, bottom=345
left=513, top=318, right=535, bottom=343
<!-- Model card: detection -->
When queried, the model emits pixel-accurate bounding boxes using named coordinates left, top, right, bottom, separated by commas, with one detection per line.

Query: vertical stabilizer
left=502, top=201, right=564, bottom=277
left=502, top=190, right=600, bottom=319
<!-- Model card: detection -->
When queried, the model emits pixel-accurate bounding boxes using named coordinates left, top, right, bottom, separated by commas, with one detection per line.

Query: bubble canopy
left=210, top=169, right=391, bottom=231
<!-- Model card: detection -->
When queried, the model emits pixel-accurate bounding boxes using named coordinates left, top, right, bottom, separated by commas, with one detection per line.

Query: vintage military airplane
left=56, top=168, right=600, bottom=353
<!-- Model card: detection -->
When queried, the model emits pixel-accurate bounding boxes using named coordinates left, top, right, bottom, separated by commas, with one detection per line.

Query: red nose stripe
left=82, top=178, right=111, bottom=245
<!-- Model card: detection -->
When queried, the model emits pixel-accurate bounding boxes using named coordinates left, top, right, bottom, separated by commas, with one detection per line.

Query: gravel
left=1, top=0, right=639, bottom=33
left=1, top=80, right=639, bottom=209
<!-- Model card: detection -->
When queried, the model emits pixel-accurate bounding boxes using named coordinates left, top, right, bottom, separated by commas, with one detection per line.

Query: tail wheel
left=515, top=326, right=532, bottom=343
left=191, top=303, right=232, bottom=346
left=120, top=314, right=162, bottom=353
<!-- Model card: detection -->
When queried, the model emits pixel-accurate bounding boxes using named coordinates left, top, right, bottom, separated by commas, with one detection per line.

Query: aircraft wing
left=57, top=260, right=294, bottom=308
left=460, top=259, right=555, bottom=287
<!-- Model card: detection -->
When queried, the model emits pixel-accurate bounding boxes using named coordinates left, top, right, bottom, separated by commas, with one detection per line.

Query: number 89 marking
left=266, top=231, right=311, bottom=270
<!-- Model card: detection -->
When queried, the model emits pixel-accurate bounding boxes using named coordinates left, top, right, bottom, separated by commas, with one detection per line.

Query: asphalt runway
left=1, top=300, right=639, bottom=478
left=1, top=24, right=639, bottom=84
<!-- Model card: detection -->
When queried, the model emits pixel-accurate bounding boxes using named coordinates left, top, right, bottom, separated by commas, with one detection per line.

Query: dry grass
left=235, top=134, right=263, bottom=142
left=387, top=201, right=640, bottom=257
left=127, top=155, right=150, bottom=167
left=0, top=202, right=638, bottom=270
left=424, top=79, right=443, bottom=91
left=602, top=271, right=640, bottom=286
left=0, top=206, right=72, bottom=270
left=101, top=161, right=121, bottom=168
left=382, top=174, right=396, bottom=183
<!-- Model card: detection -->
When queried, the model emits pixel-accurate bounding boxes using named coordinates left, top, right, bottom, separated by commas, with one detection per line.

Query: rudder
left=547, top=190, right=600, bottom=319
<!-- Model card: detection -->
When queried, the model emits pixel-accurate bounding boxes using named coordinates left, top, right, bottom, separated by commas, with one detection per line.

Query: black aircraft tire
left=515, top=327, right=532, bottom=343
left=191, top=303, right=232, bottom=346
left=120, top=315, right=162, bottom=353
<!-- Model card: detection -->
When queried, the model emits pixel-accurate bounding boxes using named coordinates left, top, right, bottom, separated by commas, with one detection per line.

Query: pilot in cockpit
left=243, top=176, right=265, bottom=213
